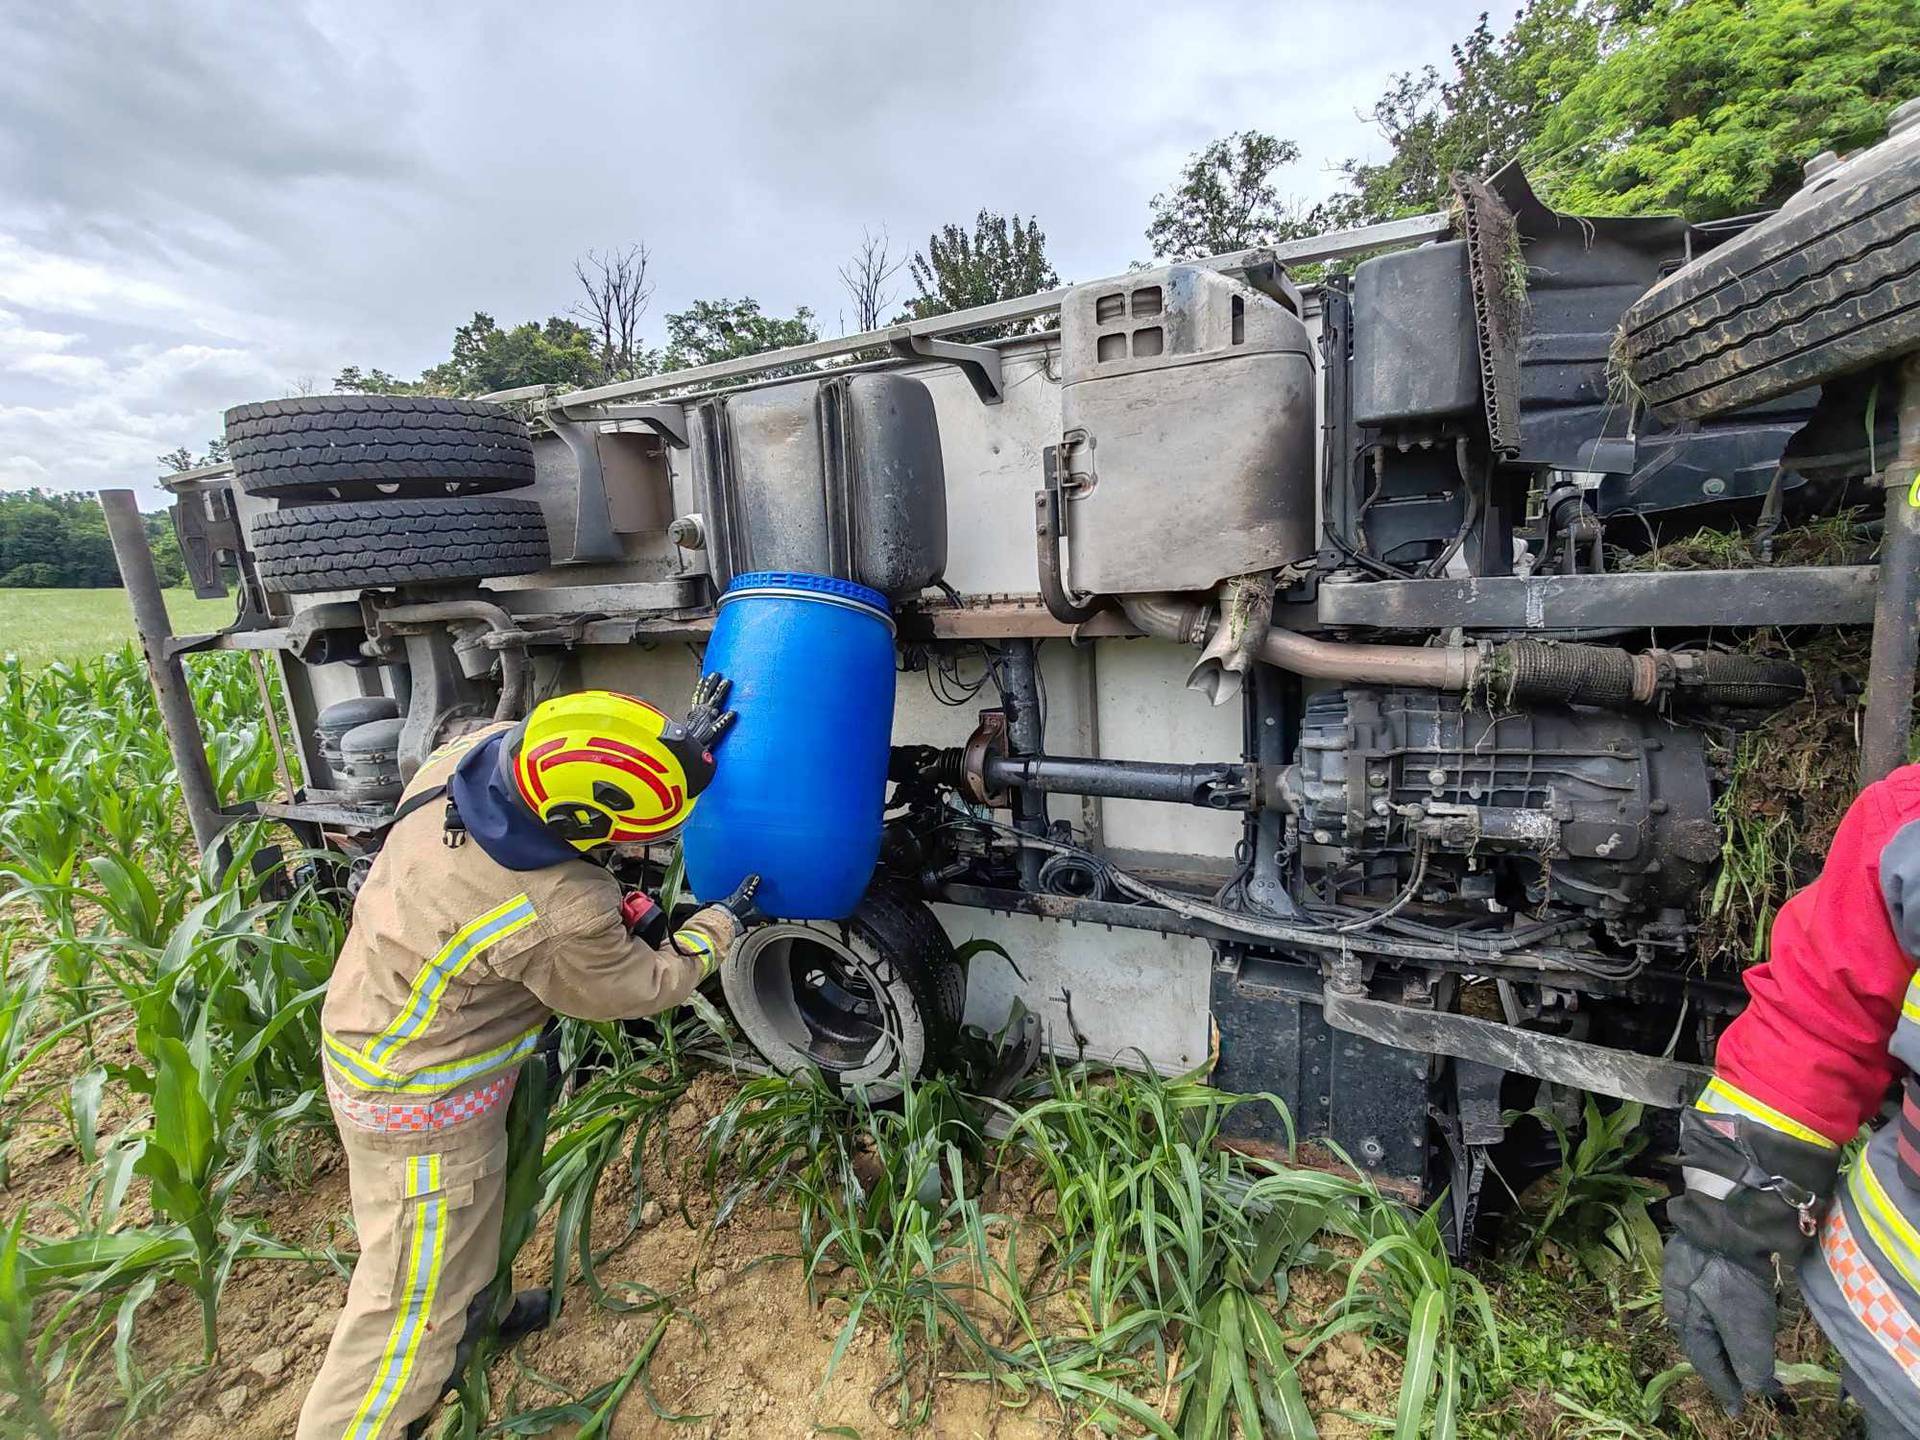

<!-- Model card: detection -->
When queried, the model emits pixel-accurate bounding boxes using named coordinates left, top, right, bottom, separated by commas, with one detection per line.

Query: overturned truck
left=113, top=104, right=1920, bottom=1233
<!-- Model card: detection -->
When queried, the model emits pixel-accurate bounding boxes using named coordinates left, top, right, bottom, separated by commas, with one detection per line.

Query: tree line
left=0, top=491, right=186, bottom=590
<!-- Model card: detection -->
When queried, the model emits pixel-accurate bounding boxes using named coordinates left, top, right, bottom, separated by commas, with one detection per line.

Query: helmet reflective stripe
left=511, top=690, right=696, bottom=851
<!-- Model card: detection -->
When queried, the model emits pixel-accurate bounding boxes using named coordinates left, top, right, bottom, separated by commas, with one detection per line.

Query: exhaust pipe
left=1121, top=594, right=1477, bottom=691
left=1120, top=594, right=1801, bottom=711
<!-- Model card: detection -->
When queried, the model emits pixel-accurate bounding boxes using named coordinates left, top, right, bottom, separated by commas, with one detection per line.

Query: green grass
left=0, top=589, right=237, bottom=667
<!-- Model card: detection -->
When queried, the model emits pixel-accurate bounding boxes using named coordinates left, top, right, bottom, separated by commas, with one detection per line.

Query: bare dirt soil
left=11, top=1065, right=1860, bottom=1440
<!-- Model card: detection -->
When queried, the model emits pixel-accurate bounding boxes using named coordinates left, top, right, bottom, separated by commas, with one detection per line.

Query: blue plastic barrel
left=682, top=571, right=896, bottom=920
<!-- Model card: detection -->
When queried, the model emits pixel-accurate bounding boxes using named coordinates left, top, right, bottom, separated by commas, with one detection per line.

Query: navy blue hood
left=448, top=731, right=581, bottom=872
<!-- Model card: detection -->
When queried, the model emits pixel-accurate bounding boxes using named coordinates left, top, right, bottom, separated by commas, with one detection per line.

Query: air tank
left=681, top=571, right=895, bottom=920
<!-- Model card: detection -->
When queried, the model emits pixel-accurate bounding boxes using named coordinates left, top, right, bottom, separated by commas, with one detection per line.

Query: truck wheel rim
left=723, top=923, right=926, bottom=1096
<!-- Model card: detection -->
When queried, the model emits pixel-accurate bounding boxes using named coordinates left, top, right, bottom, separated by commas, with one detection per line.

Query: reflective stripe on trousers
left=1801, top=1124, right=1920, bottom=1428
left=295, top=1111, right=507, bottom=1440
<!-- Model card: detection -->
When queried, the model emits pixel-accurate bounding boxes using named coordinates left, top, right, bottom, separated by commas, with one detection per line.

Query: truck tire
left=1619, top=98, right=1920, bottom=421
left=224, top=395, right=535, bottom=500
left=248, top=495, right=550, bottom=595
left=720, top=886, right=966, bottom=1098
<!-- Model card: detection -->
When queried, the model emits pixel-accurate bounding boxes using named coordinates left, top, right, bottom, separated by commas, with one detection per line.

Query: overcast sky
left=0, top=0, right=1491, bottom=507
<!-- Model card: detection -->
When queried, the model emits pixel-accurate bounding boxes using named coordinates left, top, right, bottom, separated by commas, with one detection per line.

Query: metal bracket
left=886, top=327, right=1003, bottom=405
left=1235, top=255, right=1304, bottom=317
left=1322, top=989, right=1712, bottom=1110
left=172, top=487, right=242, bottom=599
left=1035, top=447, right=1108, bottom=625
left=546, top=403, right=689, bottom=564
left=587, top=404, right=690, bottom=449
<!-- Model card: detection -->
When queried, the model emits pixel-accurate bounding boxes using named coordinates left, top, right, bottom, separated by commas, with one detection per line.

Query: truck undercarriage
left=114, top=110, right=1920, bottom=1228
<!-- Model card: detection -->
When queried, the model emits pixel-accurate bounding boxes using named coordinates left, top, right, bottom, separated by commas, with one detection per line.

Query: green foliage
left=0, top=491, right=125, bottom=590
left=1147, top=131, right=1314, bottom=260
left=1328, top=0, right=1918, bottom=227
left=1322, top=0, right=1603, bottom=226
left=701, top=1070, right=1003, bottom=1426
left=903, top=211, right=1059, bottom=336
left=0, top=1211, right=59, bottom=1439
left=155, top=439, right=228, bottom=476
left=1536, top=0, right=1920, bottom=218
left=0, top=492, right=185, bottom=592
left=331, top=365, right=428, bottom=395
left=343, top=290, right=817, bottom=398
left=1511, top=1096, right=1665, bottom=1291
left=539, top=1013, right=706, bottom=1310
left=662, top=296, right=819, bottom=372
left=703, top=1057, right=1505, bottom=1438
left=0, top=816, right=333, bottom=1418
left=425, top=312, right=602, bottom=395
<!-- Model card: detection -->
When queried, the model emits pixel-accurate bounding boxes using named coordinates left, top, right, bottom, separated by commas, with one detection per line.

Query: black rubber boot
left=403, top=1288, right=555, bottom=1437
left=496, top=1287, right=553, bottom=1344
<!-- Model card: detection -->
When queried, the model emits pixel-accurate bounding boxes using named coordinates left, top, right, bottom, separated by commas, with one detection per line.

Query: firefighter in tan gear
left=296, top=680, right=762, bottom=1440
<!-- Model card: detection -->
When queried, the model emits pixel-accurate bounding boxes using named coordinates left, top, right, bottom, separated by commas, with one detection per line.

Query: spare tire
left=248, top=495, right=550, bottom=594
left=719, top=886, right=966, bottom=1098
left=1619, top=97, right=1920, bottom=421
left=224, top=395, right=535, bottom=500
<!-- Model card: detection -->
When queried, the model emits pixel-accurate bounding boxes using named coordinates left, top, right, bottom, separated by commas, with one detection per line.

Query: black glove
left=715, top=872, right=767, bottom=929
left=1663, top=1105, right=1838, bottom=1415
left=682, top=672, right=737, bottom=751
left=659, top=673, right=737, bottom=797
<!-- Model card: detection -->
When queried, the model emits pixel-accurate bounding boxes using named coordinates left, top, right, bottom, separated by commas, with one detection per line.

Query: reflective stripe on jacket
left=321, top=723, right=737, bottom=1101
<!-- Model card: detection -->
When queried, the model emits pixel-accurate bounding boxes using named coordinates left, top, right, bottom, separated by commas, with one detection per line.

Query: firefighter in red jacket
left=1665, top=765, right=1920, bottom=1437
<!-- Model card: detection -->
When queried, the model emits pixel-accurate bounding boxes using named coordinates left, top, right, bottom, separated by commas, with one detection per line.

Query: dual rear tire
left=226, top=396, right=553, bottom=595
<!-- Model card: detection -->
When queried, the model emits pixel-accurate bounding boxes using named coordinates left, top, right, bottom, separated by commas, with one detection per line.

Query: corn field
left=0, top=644, right=1851, bottom=1439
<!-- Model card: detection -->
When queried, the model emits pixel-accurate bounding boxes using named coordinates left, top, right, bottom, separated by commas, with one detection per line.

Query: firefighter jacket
left=320, top=724, right=738, bottom=1104
left=1704, top=763, right=1920, bottom=1413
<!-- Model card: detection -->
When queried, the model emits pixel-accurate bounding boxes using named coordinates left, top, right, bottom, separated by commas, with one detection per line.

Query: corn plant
left=539, top=1012, right=705, bottom=1312
left=1332, top=1197, right=1499, bottom=1440
left=24, top=970, right=324, bottom=1364
left=990, top=1062, right=1358, bottom=1438
left=0, top=1211, right=58, bottom=1440
left=0, top=933, right=51, bottom=1189
left=1509, top=1094, right=1665, bottom=1291
left=703, top=1071, right=1027, bottom=1424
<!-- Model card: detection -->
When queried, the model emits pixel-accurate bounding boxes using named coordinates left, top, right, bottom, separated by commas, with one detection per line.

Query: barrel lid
left=724, top=570, right=891, bottom=616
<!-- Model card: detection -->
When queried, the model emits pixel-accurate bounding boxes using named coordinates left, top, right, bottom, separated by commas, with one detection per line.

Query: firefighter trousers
left=296, top=1103, right=508, bottom=1440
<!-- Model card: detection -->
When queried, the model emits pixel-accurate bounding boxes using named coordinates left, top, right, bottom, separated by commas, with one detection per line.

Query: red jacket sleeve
left=1713, top=769, right=1920, bottom=1145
